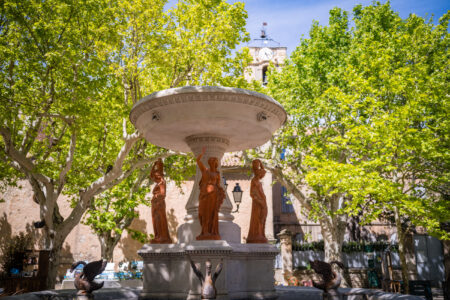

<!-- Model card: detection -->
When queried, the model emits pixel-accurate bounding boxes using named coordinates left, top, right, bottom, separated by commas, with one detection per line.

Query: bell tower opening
left=262, top=65, right=268, bottom=85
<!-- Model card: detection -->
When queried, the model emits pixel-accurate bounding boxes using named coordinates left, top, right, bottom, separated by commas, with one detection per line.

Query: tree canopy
left=0, top=0, right=250, bottom=287
left=250, top=2, right=449, bottom=287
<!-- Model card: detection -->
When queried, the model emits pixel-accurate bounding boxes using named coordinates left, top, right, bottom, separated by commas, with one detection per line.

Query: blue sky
left=239, top=0, right=449, bottom=54
left=164, top=0, right=449, bottom=55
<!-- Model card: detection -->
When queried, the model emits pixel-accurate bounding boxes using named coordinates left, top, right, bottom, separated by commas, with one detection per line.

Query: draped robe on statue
left=150, top=159, right=172, bottom=244
left=196, top=150, right=225, bottom=240
left=246, top=159, right=268, bottom=244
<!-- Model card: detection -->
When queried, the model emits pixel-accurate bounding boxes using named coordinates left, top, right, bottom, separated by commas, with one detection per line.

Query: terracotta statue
left=196, top=147, right=225, bottom=240
left=246, top=159, right=268, bottom=243
left=150, top=159, right=172, bottom=244
left=310, top=260, right=344, bottom=300
left=70, top=259, right=107, bottom=296
left=189, top=257, right=223, bottom=299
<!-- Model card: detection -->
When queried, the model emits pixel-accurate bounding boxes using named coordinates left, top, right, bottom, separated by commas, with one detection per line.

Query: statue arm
left=251, top=181, right=266, bottom=206
left=250, top=182, right=263, bottom=205
left=150, top=160, right=158, bottom=175
left=259, top=186, right=267, bottom=205
left=212, top=259, right=223, bottom=283
left=196, top=153, right=207, bottom=173
left=189, top=258, right=204, bottom=282
left=196, top=146, right=207, bottom=173
left=159, top=180, right=166, bottom=198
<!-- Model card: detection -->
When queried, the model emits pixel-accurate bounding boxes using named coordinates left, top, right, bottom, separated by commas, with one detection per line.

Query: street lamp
left=232, top=183, right=243, bottom=213
left=222, top=176, right=228, bottom=190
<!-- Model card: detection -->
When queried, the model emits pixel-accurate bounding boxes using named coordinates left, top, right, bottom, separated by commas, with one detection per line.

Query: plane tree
left=0, top=0, right=249, bottom=288
left=252, top=3, right=449, bottom=289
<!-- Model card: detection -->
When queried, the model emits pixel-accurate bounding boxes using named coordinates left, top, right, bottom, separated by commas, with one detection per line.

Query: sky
left=164, top=0, right=449, bottom=55
left=239, top=0, right=449, bottom=54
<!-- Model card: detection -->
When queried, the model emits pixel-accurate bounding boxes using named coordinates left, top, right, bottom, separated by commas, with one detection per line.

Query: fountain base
left=138, top=241, right=278, bottom=300
left=177, top=220, right=241, bottom=244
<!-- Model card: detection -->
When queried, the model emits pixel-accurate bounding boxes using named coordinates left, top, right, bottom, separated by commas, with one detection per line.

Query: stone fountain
left=130, top=86, right=286, bottom=300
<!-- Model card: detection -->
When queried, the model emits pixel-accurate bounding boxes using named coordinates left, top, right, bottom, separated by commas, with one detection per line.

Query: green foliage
left=0, top=0, right=119, bottom=187
left=293, top=240, right=324, bottom=252
left=84, top=170, right=148, bottom=234
left=0, top=0, right=251, bottom=272
left=163, top=154, right=196, bottom=189
left=266, top=2, right=450, bottom=239
left=293, top=240, right=398, bottom=253
left=127, top=228, right=150, bottom=244
left=79, top=0, right=248, bottom=245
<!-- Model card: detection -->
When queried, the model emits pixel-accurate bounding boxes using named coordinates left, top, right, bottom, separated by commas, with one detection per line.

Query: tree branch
left=268, top=164, right=312, bottom=212
left=57, top=129, right=76, bottom=194
left=0, top=126, right=52, bottom=186
left=96, top=152, right=177, bottom=196
left=57, top=131, right=143, bottom=239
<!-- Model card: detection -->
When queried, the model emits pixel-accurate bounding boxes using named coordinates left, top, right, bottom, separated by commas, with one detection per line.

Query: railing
left=0, top=276, right=42, bottom=295
left=292, top=250, right=400, bottom=269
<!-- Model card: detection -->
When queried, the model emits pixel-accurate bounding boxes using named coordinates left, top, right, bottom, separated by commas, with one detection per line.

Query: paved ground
left=1, top=287, right=444, bottom=299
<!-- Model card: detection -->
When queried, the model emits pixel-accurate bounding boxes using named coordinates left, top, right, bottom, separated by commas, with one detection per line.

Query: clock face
left=258, top=47, right=273, bottom=61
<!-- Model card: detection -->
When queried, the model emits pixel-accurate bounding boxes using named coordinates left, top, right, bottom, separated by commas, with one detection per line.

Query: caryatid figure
left=149, top=158, right=172, bottom=244
left=196, top=147, right=225, bottom=240
left=189, top=257, right=223, bottom=299
left=246, top=159, right=268, bottom=243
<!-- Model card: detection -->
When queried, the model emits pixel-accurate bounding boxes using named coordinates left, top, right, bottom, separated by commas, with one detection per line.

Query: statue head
left=150, top=159, right=164, bottom=181
left=205, top=259, right=212, bottom=275
left=152, top=171, right=163, bottom=182
left=252, top=159, right=266, bottom=179
left=208, top=157, right=219, bottom=171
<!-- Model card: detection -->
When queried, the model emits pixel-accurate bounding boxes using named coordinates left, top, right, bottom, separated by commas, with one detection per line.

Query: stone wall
left=0, top=171, right=275, bottom=282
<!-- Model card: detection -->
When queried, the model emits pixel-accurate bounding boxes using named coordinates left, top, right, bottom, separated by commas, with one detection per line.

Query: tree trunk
left=40, top=216, right=74, bottom=290
left=40, top=231, right=64, bottom=290
left=394, top=207, right=409, bottom=294
left=45, top=248, right=62, bottom=290
left=319, top=214, right=350, bottom=288
left=99, top=234, right=121, bottom=262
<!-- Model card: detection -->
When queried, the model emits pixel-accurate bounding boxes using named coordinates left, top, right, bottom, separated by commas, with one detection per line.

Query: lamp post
left=222, top=176, right=228, bottom=190
left=231, top=183, right=243, bottom=213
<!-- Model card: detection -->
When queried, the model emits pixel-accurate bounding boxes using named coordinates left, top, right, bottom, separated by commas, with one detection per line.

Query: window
left=281, top=186, right=294, bottom=213
left=262, top=65, right=268, bottom=85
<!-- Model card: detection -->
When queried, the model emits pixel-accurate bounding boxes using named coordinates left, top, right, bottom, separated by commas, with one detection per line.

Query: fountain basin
left=130, top=86, right=286, bottom=152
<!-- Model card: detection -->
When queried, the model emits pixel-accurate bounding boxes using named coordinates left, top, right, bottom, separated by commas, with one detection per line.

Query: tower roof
left=247, top=22, right=281, bottom=48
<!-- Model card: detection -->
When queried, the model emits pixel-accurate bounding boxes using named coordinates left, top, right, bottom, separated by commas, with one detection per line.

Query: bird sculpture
left=310, top=260, right=344, bottom=300
left=70, top=259, right=107, bottom=295
left=189, top=257, right=223, bottom=299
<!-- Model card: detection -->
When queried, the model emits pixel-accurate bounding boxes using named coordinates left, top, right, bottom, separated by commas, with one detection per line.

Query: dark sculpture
left=246, top=159, right=268, bottom=243
left=310, top=260, right=344, bottom=300
left=70, top=259, right=107, bottom=296
left=150, top=158, right=172, bottom=244
left=189, top=257, right=223, bottom=299
left=196, top=147, right=225, bottom=240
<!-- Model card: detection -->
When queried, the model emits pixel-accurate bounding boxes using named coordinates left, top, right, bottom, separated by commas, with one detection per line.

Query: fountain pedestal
left=177, top=134, right=240, bottom=243
left=138, top=241, right=278, bottom=300
left=130, top=86, right=287, bottom=299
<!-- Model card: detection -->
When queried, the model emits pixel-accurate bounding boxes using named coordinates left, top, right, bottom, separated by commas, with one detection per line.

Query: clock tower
left=245, top=23, right=287, bottom=84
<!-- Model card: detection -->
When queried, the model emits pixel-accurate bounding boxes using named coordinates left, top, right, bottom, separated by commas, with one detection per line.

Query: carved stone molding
left=139, top=252, right=185, bottom=258
left=130, top=89, right=286, bottom=125
left=185, top=250, right=232, bottom=256
left=185, top=135, right=230, bottom=147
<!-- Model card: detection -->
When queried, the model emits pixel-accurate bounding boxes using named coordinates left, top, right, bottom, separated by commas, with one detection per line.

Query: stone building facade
left=0, top=28, right=400, bottom=283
